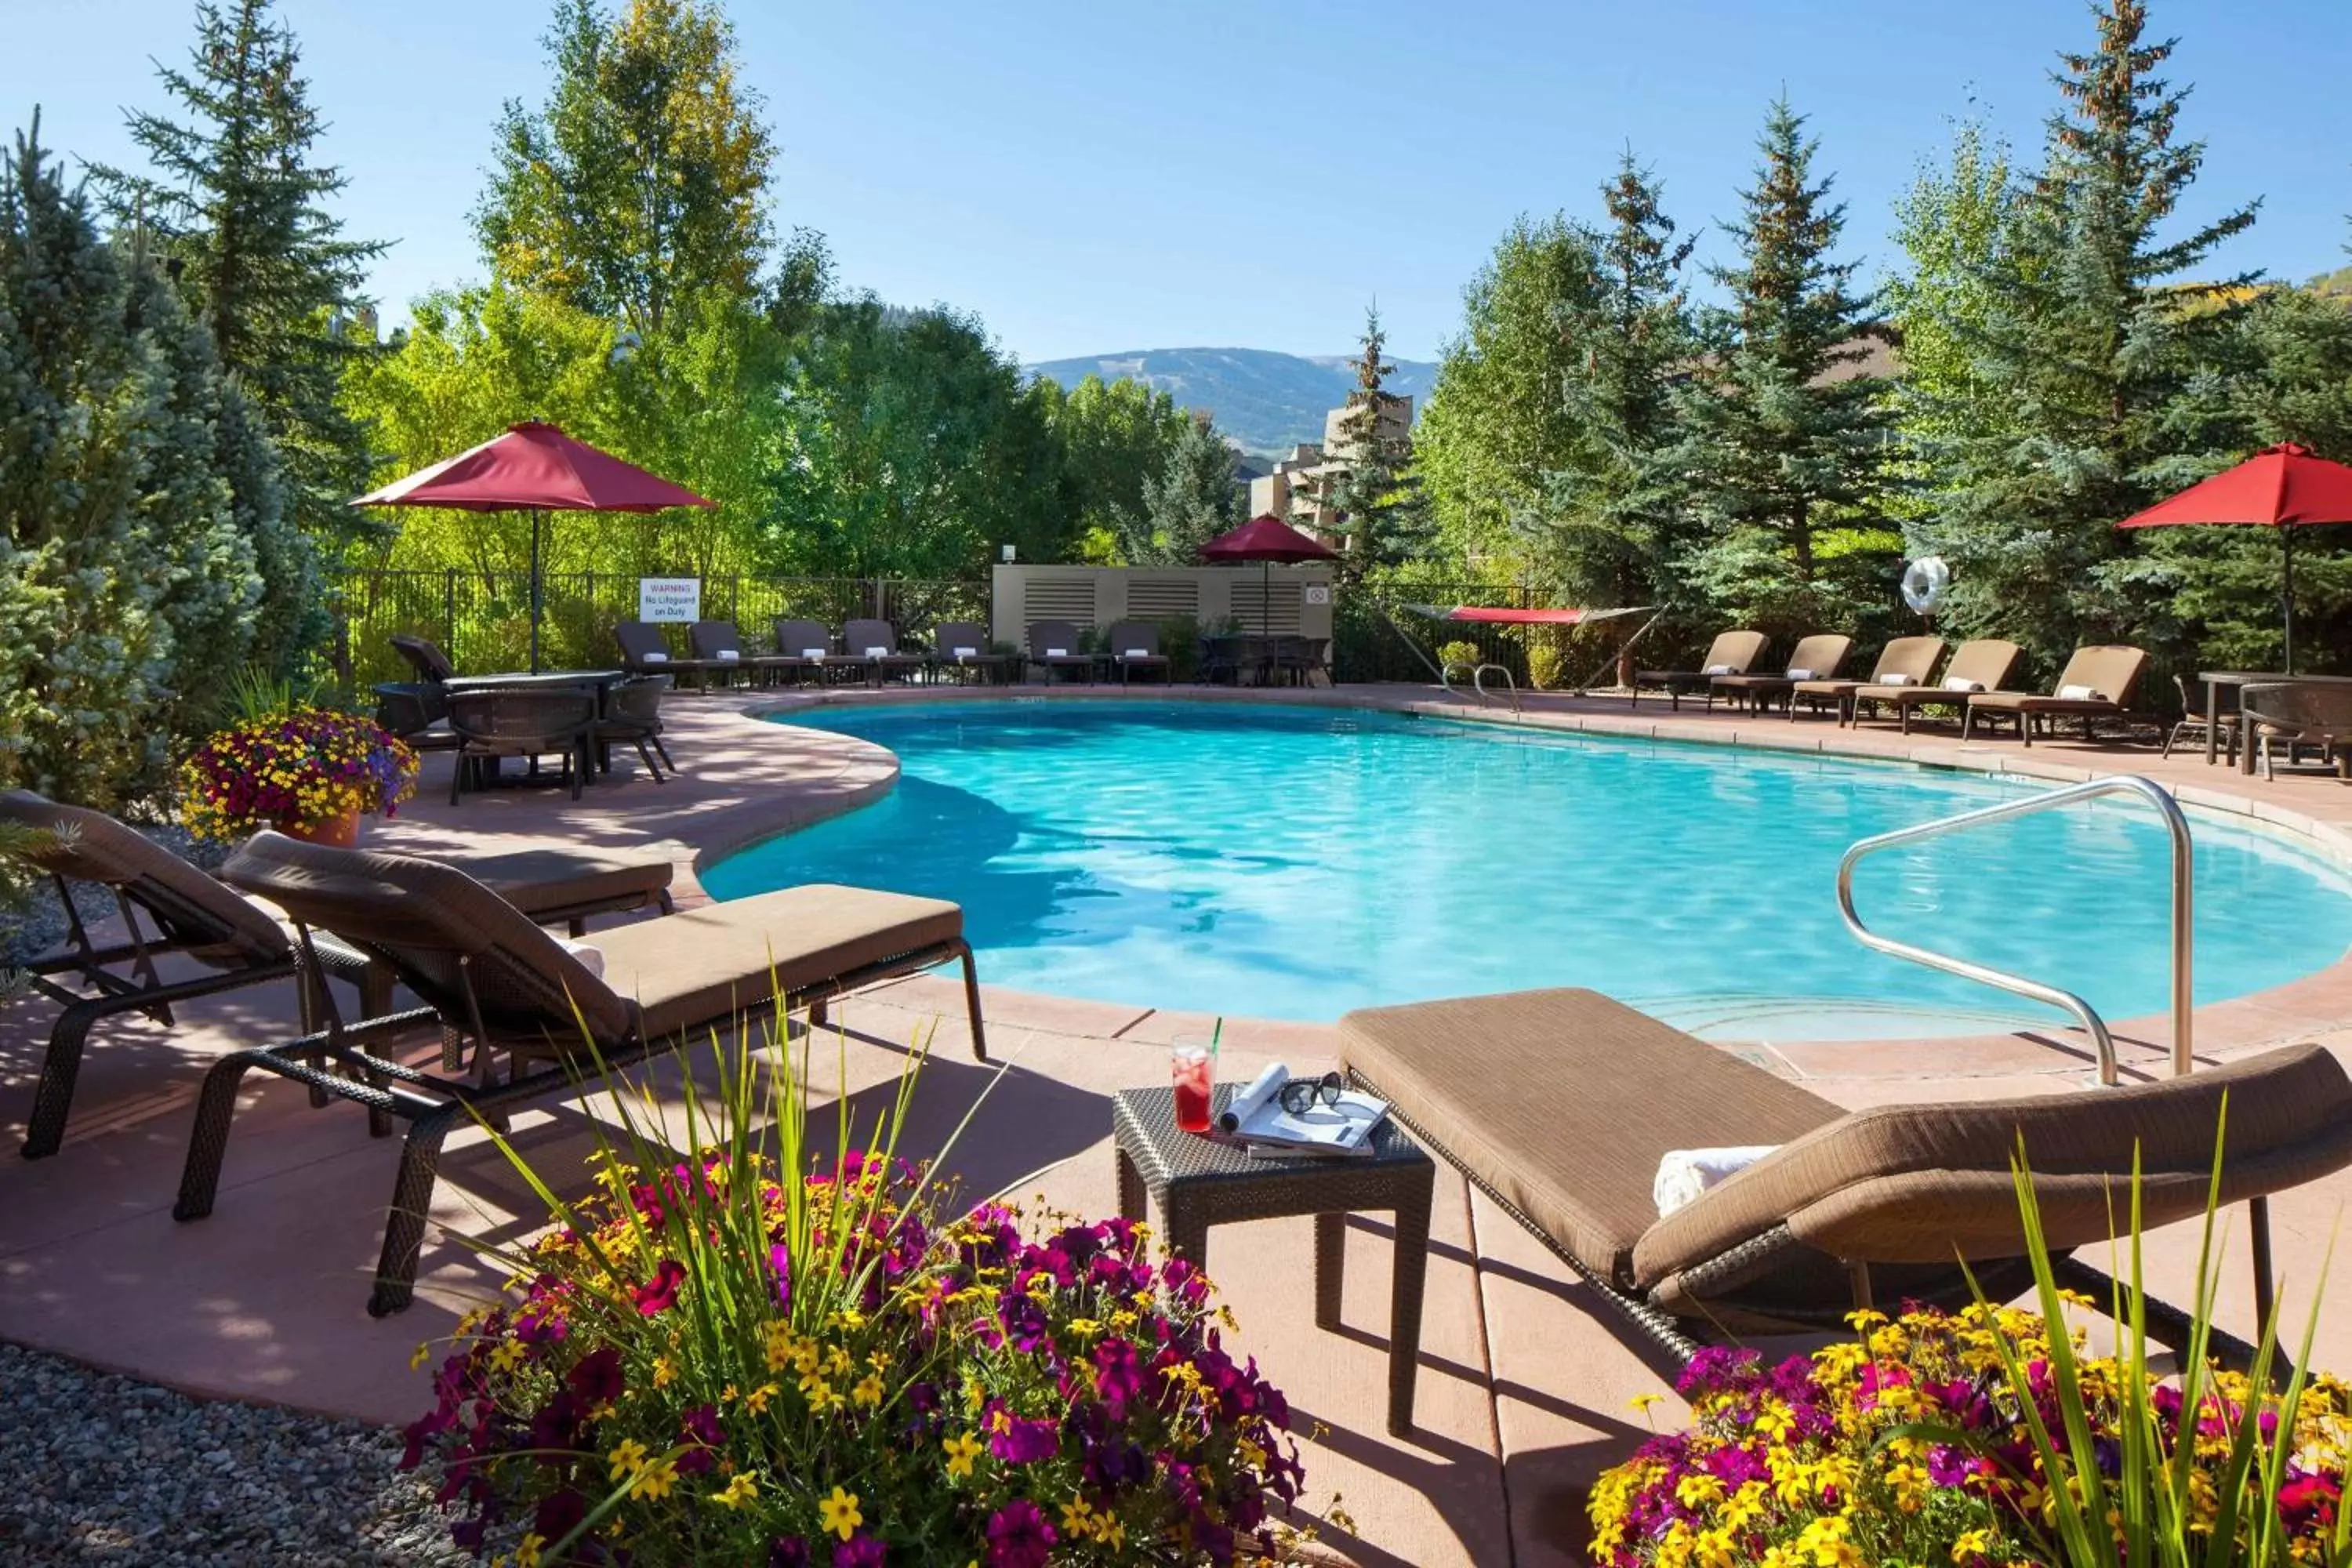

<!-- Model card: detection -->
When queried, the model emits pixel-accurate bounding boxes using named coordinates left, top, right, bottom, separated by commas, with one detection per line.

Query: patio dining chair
left=446, top=685, right=598, bottom=804
left=2163, top=672, right=2240, bottom=764
left=194, top=832, right=986, bottom=1314
left=591, top=673, right=677, bottom=781
left=1272, top=635, right=1328, bottom=688
left=371, top=683, right=459, bottom=755
left=2240, top=681, right=2352, bottom=781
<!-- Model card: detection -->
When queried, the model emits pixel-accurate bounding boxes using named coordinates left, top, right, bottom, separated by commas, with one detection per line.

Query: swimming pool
left=702, top=702, right=2352, bottom=1037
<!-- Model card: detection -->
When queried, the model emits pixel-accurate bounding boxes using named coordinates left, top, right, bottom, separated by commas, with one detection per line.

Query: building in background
left=1246, top=395, right=1414, bottom=543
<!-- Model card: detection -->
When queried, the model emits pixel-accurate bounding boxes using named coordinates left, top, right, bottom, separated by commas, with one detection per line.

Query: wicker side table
left=1112, top=1085, right=1435, bottom=1436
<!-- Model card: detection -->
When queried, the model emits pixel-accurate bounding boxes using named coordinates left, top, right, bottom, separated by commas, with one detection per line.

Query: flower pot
left=281, top=807, right=363, bottom=848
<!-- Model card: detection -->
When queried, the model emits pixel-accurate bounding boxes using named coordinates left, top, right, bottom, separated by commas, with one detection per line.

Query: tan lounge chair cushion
left=595, top=884, right=963, bottom=1040
left=465, top=848, right=673, bottom=920
left=1711, top=633, right=1850, bottom=688
left=1338, top=989, right=1842, bottom=1287
left=0, top=791, right=291, bottom=966
left=1969, top=646, right=2147, bottom=713
left=1635, top=1044, right=2352, bottom=1303
left=1855, top=640, right=2023, bottom=706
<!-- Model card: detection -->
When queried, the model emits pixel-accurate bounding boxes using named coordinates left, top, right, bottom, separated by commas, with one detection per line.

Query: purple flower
left=1091, top=1338, right=1143, bottom=1417
left=533, top=1488, right=587, bottom=1544
left=633, top=1258, right=688, bottom=1316
left=769, top=1537, right=811, bottom=1568
left=677, top=1403, right=723, bottom=1474
left=987, top=1410, right=1061, bottom=1465
left=771, top=1242, right=793, bottom=1313
left=568, top=1345, right=624, bottom=1406
left=833, top=1535, right=885, bottom=1567
left=985, top=1499, right=1055, bottom=1568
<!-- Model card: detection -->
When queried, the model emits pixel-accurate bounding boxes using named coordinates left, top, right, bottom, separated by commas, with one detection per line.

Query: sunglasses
left=1277, top=1070, right=1345, bottom=1115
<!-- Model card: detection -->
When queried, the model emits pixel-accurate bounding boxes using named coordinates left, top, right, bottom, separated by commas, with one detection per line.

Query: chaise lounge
left=1709, top=633, right=1853, bottom=715
left=191, top=833, right=988, bottom=1315
left=1632, top=630, right=1769, bottom=712
left=1964, top=644, right=2150, bottom=746
left=1791, top=636, right=1944, bottom=724
left=1339, top=988, right=2352, bottom=1359
left=613, top=620, right=725, bottom=688
left=1849, top=638, right=2024, bottom=735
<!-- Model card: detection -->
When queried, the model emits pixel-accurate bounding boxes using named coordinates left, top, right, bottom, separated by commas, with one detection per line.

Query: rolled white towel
left=1703, top=662, right=1734, bottom=676
left=1784, top=667, right=1814, bottom=681
left=863, top=645, right=889, bottom=657
left=1879, top=672, right=1914, bottom=686
left=1123, top=648, right=1149, bottom=658
left=2056, top=683, right=2105, bottom=701
left=715, top=648, right=741, bottom=661
left=557, top=938, right=606, bottom=978
left=951, top=645, right=978, bottom=657
left=1653, top=1145, right=1779, bottom=1217
left=1942, top=676, right=1983, bottom=692
left=800, top=647, right=827, bottom=659
left=641, top=650, right=670, bottom=664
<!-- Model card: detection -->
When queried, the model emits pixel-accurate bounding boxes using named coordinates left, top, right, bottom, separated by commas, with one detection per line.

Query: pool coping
left=695, top=682, right=2352, bottom=1084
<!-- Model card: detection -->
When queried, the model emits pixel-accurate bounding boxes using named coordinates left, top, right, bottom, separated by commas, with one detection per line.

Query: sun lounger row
left=1639, top=630, right=2151, bottom=744
left=612, top=619, right=995, bottom=687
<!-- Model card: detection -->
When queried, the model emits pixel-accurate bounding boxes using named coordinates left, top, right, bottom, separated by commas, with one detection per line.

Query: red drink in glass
left=1171, top=1042, right=1214, bottom=1134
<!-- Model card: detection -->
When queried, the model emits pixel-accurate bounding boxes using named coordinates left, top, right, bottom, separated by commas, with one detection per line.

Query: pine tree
left=1134, top=412, right=1240, bottom=565
left=1314, top=306, right=1429, bottom=583
left=103, top=0, right=383, bottom=562
left=0, top=124, right=177, bottom=804
left=1669, top=99, right=1894, bottom=630
left=1912, top=0, right=2260, bottom=666
left=1541, top=154, right=1698, bottom=611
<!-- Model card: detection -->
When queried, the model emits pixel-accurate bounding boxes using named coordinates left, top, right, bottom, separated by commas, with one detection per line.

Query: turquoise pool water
left=702, top=702, right=2352, bottom=1036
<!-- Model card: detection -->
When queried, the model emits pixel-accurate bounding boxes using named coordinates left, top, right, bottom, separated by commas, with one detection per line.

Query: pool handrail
left=1835, top=774, right=2194, bottom=1087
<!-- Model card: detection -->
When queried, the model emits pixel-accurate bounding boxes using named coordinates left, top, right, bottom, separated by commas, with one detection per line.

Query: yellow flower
left=607, top=1438, right=648, bottom=1481
left=515, top=1536, right=545, bottom=1568
left=409, top=1342, right=433, bottom=1370
left=489, top=1341, right=527, bottom=1374
left=1951, top=1529, right=1997, bottom=1563
left=943, top=1431, right=983, bottom=1479
left=818, top=1486, right=862, bottom=1541
left=1675, top=1472, right=1726, bottom=1508
left=710, top=1472, right=758, bottom=1509
left=745, top=1382, right=779, bottom=1415
left=651, top=1355, right=676, bottom=1388
left=1065, top=1317, right=1103, bottom=1338
left=853, top=1374, right=885, bottom=1407
left=632, top=1457, right=678, bottom=1500
left=1628, top=1392, right=1665, bottom=1413
left=1059, top=1496, right=1094, bottom=1537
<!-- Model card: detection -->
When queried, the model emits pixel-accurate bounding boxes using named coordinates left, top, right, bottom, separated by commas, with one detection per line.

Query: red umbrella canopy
left=350, top=421, right=714, bottom=513
left=1201, top=513, right=1338, bottom=563
left=2115, top=444, right=2352, bottom=530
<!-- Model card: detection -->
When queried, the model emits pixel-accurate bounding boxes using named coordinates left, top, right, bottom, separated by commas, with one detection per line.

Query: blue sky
left=4, top=0, right=2346, bottom=363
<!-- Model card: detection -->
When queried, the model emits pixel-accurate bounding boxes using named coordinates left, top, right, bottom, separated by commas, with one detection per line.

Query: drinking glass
left=1170, top=1034, right=1216, bottom=1134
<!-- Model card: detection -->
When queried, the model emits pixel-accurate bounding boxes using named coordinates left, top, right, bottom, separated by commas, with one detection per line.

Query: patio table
left=443, top=669, right=628, bottom=783
left=1112, top=1084, right=1433, bottom=1436
left=2198, top=671, right=2352, bottom=771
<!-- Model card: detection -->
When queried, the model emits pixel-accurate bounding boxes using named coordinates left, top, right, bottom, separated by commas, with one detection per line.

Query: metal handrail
left=1836, top=775, right=2194, bottom=1086
left=1438, top=659, right=1523, bottom=715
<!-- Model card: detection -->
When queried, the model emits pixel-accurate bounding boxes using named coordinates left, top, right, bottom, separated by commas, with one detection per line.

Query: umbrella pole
left=2282, top=525, right=2296, bottom=677
left=528, top=509, right=545, bottom=676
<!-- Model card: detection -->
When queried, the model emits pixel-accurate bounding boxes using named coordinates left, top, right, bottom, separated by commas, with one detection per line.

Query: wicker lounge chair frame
left=1027, top=620, right=1098, bottom=683
left=1632, top=630, right=1769, bottom=711
left=187, top=834, right=989, bottom=1316
left=1849, top=639, right=2024, bottom=734
left=931, top=622, right=1013, bottom=686
left=0, top=792, right=300, bottom=1160
left=1103, top=621, right=1172, bottom=686
left=1790, top=637, right=1944, bottom=724
left=771, top=619, right=844, bottom=685
left=1963, top=645, right=2150, bottom=745
left=838, top=619, right=928, bottom=686
left=1710, top=633, right=1853, bottom=715
left=1338, top=989, right=2352, bottom=1371
left=688, top=620, right=797, bottom=687
left=612, top=621, right=724, bottom=688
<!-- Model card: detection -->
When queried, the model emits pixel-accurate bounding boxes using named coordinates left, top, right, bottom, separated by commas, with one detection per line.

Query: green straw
left=1210, top=1017, right=1222, bottom=1057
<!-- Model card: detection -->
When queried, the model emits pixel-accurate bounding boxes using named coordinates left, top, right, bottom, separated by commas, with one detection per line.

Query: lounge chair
left=1964, top=645, right=2149, bottom=746
left=191, top=833, right=987, bottom=1315
left=1339, top=988, right=2352, bottom=1360
left=1790, top=637, right=1944, bottom=724
left=612, top=621, right=724, bottom=688
left=772, top=619, right=843, bottom=685
left=1104, top=621, right=1172, bottom=686
left=390, top=634, right=456, bottom=684
left=1027, top=620, right=1098, bottom=684
left=688, top=620, right=797, bottom=687
left=1710, top=633, right=1853, bottom=715
left=931, top=622, right=1014, bottom=686
left=1632, top=630, right=1769, bottom=711
left=0, top=791, right=299, bottom=1159
left=838, top=619, right=928, bottom=686
left=372, top=683, right=460, bottom=755
left=1849, top=639, right=2023, bottom=735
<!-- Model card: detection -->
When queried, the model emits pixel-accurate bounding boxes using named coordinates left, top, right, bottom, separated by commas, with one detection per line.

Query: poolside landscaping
left=7, top=684, right=2352, bottom=1566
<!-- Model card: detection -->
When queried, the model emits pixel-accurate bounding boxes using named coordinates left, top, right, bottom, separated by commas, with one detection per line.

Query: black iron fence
left=330, top=570, right=989, bottom=689
left=1332, top=583, right=1552, bottom=685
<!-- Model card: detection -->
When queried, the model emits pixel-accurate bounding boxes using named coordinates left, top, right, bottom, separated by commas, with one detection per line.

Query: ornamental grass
left=1590, top=1111, right=2350, bottom=1568
left=403, top=1024, right=1316, bottom=1567
left=177, top=706, right=417, bottom=841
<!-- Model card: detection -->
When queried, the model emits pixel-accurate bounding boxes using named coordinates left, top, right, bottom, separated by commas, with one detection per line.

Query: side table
left=1112, top=1085, right=1435, bottom=1436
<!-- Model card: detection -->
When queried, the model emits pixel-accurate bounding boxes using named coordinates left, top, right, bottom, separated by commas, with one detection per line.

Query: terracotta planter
left=280, top=808, right=364, bottom=848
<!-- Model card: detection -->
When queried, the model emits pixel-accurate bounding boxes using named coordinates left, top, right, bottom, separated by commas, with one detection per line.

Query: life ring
left=1900, top=556, right=1951, bottom=615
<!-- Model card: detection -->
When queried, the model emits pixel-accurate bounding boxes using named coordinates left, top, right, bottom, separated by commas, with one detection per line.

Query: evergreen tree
left=103, top=0, right=383, bottom=562
left=1669, top=99, right=1895, bottom=630
left=1541, top=154, right=1698, bottom=611
left=1132, top=412, right=1241, bottom=565
left=1314, top=306, right=1429, bottom=583
left=1911, top=0, right=2260, bottom=666
left=477, top=0, right=774, bottom=339
left=1, top=125, right=178, bottom=804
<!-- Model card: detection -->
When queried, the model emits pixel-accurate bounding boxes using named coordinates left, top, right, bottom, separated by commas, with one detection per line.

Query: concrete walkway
left=3, top=683, right=2349, bottom=1568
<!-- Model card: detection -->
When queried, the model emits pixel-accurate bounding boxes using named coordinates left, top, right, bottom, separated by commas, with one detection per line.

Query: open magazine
left=1214, top=1064, right=1389, bottom=1159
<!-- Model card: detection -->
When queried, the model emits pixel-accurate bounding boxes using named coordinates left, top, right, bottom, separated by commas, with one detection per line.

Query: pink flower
left=984, top=1499, right=1054, bottom=1568
left=633, top=1258, right=687, bottom=1316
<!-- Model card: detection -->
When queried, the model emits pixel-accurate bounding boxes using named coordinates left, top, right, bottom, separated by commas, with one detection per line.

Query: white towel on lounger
left=1654, top=1146, right=1778, bottom=1217
left=557, top=938, right=605, bottom=978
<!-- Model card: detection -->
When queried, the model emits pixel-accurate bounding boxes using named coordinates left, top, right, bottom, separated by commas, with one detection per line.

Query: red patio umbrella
left=2116, top=442, right=2352, bottom=673
left=1201, top=514, right=1338, bottom=640
left=352, top=421, right=714, bottom=673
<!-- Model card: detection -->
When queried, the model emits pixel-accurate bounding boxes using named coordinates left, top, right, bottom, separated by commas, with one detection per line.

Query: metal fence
left=1331, top=583, right=1548, bottom=684
left=330, top=571, right=990, bottom=689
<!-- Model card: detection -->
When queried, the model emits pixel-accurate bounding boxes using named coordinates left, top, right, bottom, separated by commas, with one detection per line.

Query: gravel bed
left=1, top=822, right=226, bottom=971
left=0, top=1342, right=471, bottom=1567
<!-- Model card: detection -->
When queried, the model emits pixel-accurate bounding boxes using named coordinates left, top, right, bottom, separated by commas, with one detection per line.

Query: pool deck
left=5, top=680, right=2351, bottom=1567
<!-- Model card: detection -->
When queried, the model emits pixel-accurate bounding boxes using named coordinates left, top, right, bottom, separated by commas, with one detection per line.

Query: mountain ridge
left=1025, top=345, right=1439, bottom=458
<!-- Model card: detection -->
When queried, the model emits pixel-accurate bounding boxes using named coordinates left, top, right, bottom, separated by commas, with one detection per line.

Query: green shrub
left=1154, top=615, right=1200, bottom=679
left=1437, top=640, right=1482, bottom=673
left=1525, top=643, right=1566, bottom=690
